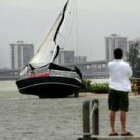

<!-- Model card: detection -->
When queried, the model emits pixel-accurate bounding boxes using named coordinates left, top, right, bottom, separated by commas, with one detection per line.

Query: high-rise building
left=52, top=48, right=75, bottom=65
left=105, top=34, right=128, bottom=60
left=10, top=41, right=34, bottom=70
left=74, top=56, right=87, bottom=63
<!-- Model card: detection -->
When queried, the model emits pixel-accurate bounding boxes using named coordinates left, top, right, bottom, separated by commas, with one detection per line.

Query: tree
left=127, top=42, right=140, bottom=77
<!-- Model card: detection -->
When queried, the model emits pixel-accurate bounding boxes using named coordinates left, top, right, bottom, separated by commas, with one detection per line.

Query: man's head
left=114, top=48, right=123, bottom=59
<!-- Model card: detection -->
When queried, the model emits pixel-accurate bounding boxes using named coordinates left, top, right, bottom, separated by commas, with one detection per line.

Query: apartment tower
left=10, top=41, right=34, bottom=70
left=105, top=34, right=128, bottom=60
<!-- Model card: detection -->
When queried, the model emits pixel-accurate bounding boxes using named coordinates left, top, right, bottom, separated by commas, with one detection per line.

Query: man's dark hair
left=114, top=48, right=123, bottom=59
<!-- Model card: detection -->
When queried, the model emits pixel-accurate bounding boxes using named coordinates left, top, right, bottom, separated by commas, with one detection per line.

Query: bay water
left=0, top=81, right=140, bottom=140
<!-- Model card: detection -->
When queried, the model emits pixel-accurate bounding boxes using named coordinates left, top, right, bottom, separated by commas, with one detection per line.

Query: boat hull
left=16, top=76, right=84, bottom=98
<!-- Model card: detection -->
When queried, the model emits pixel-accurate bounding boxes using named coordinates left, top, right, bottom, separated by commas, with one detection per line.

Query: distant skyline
left=1, top=0, right=140, bottom=68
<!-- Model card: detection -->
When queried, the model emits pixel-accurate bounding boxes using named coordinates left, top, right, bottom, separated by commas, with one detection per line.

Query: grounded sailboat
left=16, top=0, right=84, bottom=98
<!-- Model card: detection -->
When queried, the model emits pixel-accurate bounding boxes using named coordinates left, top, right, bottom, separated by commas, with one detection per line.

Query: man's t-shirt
left=108, top=59, right=132, bottom=92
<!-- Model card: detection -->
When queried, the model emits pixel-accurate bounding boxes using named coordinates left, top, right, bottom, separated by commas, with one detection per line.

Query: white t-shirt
left=108, top=59, right=132, bottom=92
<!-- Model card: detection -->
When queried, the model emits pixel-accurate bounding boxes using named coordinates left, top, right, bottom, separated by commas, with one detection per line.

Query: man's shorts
left=108, top=89, right=129, bottom=112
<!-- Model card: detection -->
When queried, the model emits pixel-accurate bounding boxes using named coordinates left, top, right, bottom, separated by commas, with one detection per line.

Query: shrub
left=91, top=82, right=109, bottom=93
left=81, top=79, right=93, bottom=92
left=81, top=79, right=109, bottom=93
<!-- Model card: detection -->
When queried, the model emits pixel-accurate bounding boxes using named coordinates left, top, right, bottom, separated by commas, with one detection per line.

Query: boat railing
left=49, top=70, right=79, bottom=78
left=18, top=69, right=79, bottom=80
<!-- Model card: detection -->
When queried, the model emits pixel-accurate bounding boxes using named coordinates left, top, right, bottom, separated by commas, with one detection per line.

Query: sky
left=1, top=0, right=140, bottom=68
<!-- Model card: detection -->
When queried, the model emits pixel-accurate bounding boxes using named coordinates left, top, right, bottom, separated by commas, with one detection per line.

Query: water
left=0, top=81, right=140, bottom=140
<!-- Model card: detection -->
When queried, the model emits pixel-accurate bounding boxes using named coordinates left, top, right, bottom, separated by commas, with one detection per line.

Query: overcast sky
left=1, top=0, right=140, bottom=68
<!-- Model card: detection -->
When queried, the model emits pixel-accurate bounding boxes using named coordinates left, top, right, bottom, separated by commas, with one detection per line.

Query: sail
left=29, top=0, right=71, bottom=69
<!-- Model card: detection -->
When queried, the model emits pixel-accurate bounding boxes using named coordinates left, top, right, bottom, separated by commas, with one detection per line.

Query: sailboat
left=16, top=0, right=84, bottom=98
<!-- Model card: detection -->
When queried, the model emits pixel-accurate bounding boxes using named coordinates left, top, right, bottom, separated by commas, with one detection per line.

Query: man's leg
left=110, top=111, right=116, bottom=134
left=120, top=110, right=127, bottom=134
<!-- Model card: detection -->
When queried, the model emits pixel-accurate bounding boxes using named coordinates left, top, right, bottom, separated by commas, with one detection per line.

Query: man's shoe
left=109, top=132, right=119, bottom=136
left=121, top=132, right=134, bottom=136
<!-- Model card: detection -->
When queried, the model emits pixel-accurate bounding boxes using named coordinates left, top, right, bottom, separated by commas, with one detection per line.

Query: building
left=105, top=34, right=128, bottom=60
left=10, top=41, right=34, bottom=70
left=53, top=48, right=75, bottom=65
left=74, top=56, right=87, bottom=63
left=52, top=48, right=87, bottom=65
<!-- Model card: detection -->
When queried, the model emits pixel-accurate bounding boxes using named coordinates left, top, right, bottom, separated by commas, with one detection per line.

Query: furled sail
left=29, top=0, right=71, bottom=69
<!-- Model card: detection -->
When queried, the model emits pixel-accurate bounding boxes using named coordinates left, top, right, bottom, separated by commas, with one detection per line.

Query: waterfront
left=0, top=81, right=140, bottom=140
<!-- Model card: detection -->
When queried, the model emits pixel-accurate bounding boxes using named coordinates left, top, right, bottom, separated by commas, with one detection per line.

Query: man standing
left=108, top=48, right=133, bottom=136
